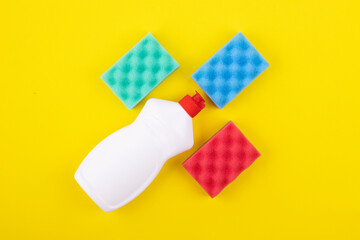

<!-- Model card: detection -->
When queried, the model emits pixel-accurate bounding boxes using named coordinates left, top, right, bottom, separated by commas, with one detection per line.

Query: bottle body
left=75, top=98, right=194, bottom=212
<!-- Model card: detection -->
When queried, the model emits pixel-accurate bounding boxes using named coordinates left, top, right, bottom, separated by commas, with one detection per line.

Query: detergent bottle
left=75, top=92, right=205, bottom=212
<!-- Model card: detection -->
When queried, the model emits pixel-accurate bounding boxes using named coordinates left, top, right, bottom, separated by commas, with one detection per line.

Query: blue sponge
left=101, top=33, right=179, bottom=109
left=191, top=32, right=269, bottom=109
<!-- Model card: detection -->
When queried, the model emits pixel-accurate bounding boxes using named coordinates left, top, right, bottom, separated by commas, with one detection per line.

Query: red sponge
left=183, top=121, right=260, bottom=198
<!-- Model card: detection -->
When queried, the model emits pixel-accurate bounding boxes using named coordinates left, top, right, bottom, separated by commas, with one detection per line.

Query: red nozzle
left=179, top=91, right=205, bottom=118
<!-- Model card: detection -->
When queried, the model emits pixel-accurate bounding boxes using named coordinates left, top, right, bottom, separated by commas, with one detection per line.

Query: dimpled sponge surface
left=183, top=121, right=260, bottom=198
left=101, top=33, right=179, bottom=109
left=192, top=32, right=269, bottom=109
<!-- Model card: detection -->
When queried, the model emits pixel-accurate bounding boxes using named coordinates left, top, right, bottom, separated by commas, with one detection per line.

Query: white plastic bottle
left=75, top=92, right=205, bottom=212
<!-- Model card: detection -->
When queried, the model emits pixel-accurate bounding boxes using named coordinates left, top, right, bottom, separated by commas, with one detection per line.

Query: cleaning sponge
left=192, top=32, right=269, bottom=109
left=101, top=33, right=179, bottom=109
left=183, top=121, right=260, bottom=198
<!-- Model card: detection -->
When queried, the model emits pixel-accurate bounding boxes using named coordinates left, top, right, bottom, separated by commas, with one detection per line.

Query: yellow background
left=1, top=0, right=359, bottom=239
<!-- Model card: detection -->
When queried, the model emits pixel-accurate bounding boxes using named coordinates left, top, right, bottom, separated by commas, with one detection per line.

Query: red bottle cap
left=179, top=91, right=205, bottom=118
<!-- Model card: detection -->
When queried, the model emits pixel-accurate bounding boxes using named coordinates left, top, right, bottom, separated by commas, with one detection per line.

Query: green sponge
left=100, top=33, right=179, bottom=109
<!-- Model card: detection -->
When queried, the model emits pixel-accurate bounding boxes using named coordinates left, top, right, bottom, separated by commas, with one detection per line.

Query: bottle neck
left=135, top=98, right=195, bottom=163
